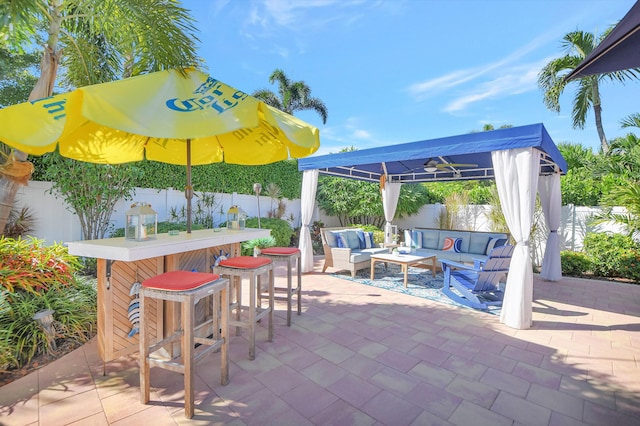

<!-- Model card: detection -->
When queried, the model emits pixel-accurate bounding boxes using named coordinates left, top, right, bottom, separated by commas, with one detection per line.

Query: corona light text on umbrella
left=0, top=68, right=320, bottom=232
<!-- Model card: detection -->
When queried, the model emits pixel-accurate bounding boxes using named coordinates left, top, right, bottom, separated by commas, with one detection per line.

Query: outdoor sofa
left=320, top=226, right=510, bottom=278
left=320, top=227, right=389, bottom=277
left=403, top=228, right=510, bottom=264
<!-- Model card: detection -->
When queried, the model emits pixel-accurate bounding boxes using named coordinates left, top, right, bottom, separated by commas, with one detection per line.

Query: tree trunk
left=592, top=82, right=609, bottom=154
left=0, top=1, right=62, bottom=233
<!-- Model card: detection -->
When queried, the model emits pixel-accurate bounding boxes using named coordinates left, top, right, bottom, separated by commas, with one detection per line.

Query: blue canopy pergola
left=297, top=123, right=567, bottom=330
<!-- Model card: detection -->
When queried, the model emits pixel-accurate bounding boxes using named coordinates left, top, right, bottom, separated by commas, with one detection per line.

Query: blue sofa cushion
left=468, top=232, right=509, bottom=254
left=420, top=229, right=440, bottom=249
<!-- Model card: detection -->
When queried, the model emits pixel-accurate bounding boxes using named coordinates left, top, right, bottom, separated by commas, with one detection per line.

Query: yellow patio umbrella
left=0, top=68, right=320, bottom=232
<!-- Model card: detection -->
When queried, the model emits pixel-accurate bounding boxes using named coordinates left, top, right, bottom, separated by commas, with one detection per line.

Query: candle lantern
left=125, top=202, right=158, bottom=241
left=226, top=205, right=247, bottom=230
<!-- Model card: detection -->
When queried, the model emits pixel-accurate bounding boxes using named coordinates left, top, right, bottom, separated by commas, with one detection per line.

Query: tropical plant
left=620, top=113, right=640, bottom=129
left=0, top=47, right=40, bottom=108
left=241, top=236, right=276, bottom=257
left=0, top=277, right=97, bottom=372
left=41, top=153, right=142, bottom=240
left=3, top=205, right=35, bottom=238
left=437, top=192, right=470, bottom=230
left=598, top=183, right=640, bottom=239
left=538, top=29, right=640, bottom=153
left=0, top=237, right=80, bottom=294
left=557, top=142, right=596, bottom=170
left=0, top=0, right=200, bottom=234
left=264, top=182, right=285, bottom=218
left=252, top=69, right=328, bottom=124
left=484, top=185, right=509, bottom=233
left=591, top=133, right=640, bottom=237
left=317, top=177, right=433, bottom=227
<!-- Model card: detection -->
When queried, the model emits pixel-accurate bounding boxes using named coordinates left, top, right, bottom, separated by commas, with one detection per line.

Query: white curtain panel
left=538, top=173, right=563, bottom=281
left=298, top=169, right=318, bottom=273
left=382, top=182, right=402, bottom=244
left=492, top=147, right=541, bottom=330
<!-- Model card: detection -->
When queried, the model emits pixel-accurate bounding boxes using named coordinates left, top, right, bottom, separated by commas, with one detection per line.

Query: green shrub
left=583, top=232, right=640, bottom=281
left=0, top=237, right=97, bottom=373
left=616, top=250, right=640, bottom=283
left=560, top=251, right=592, bottom=276
left=0, top=277, right=97, bottom=373
left=245, top=217, right=293, bottom=248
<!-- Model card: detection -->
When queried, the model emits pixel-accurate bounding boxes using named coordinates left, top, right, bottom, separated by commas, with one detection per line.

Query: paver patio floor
left=1, top=258, right=639, bottom=425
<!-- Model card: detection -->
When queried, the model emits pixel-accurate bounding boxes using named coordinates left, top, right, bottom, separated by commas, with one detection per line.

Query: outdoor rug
left=331, top=263, right=501, bottom=316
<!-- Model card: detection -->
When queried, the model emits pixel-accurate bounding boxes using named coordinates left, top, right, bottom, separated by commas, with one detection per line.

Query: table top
left=370, top=252, right=436, bottom=263
left=66, top=228, right=271, bottom=262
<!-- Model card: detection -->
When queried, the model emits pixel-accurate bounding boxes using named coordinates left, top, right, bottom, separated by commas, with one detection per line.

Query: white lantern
left=125, top=202, right=158, bottom=241
left=226, top=205, right=247, bottom=230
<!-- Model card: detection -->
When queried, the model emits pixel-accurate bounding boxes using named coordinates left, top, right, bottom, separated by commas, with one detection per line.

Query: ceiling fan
left=423, top=158, right=478, bottom=172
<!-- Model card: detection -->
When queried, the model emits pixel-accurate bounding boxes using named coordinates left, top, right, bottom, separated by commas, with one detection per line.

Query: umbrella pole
left=186, top=139, right=193, bottom=233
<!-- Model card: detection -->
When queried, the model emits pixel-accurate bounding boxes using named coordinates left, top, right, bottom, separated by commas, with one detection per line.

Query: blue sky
left=183, top=0, right=639, bottom=156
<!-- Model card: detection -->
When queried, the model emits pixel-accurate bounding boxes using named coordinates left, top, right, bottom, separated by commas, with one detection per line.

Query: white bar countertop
left=66, top=228, right=271, bottom=262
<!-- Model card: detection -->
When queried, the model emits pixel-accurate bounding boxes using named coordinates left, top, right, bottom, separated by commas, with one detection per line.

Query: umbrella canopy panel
left=0, top=68, right=320, bottom=233
left=0, top=69, right=320, bottom=165
left=566, top=1, right=640, bottom=80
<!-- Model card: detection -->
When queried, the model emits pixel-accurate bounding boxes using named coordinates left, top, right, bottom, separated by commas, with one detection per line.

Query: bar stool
left=258, top=247, right=301, bottom=326
left=213, top=256, right=273, bottom=360
left=139, top=271, right=229, bottom=419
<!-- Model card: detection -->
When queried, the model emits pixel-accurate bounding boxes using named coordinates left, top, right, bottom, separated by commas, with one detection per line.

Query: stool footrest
left=229, top=306, right=271, bottom=328
left=148, top=332, right=182, bottom=354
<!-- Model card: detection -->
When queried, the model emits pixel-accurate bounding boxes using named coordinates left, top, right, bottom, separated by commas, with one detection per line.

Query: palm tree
left=253, top=69, right=328, bottom=124
left=538, top=30, right=639, bottom=154
left=620, top=113, right=640, bottom=129
left=0, top=0, right=200, bottom=232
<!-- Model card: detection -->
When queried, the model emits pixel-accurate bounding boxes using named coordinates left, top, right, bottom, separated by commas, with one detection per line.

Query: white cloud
left=407, top=26, right=560, bottom=106
left=352, top=129, right=371, bottom=139
left=443, top=59, right=548, bottom=113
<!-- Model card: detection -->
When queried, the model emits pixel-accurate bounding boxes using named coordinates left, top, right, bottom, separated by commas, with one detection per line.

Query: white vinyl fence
left=15, top=181, right=624, bottom=262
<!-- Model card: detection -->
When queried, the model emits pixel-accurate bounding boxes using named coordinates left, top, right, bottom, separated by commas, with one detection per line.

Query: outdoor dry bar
left=67, top=228, right=270, bottom=364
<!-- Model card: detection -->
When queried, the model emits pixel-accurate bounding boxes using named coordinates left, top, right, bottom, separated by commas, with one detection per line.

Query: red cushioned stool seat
left=261, top=247, right=300, bottom=256
left=142, top=271, right=221, bottom=291
left=219, top=256, right=271, bottom=269
left=139, top=271, right=229, bottom=419
left=258, top=248, right=302, bottom=326
left=213, top=256, right=274, bottom=360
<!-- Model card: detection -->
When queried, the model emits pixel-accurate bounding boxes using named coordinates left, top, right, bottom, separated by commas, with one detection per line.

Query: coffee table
left=370, top=253, right=437, bottom=288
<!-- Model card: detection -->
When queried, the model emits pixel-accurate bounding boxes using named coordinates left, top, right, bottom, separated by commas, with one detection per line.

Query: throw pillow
left=411, top=230, right=422, bottom=249
left=485, top=237, right=507, bottom=255
left=336, top=234, right=347, bottom=248
left=366, top=231, right=375, bottom=248
left=442, top=237, right=462, bottom=252
left=356, top=230, right=374, bottom=249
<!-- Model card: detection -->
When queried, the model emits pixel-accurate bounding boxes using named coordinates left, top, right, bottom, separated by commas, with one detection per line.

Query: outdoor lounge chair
left=441, top=244, right=514, bottom=310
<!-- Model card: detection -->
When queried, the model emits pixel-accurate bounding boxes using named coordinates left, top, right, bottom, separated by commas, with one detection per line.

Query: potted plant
left=241, top=236, right=276, bottom=257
